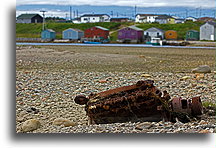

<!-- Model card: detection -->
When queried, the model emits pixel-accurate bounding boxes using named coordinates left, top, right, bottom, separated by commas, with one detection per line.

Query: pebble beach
left=16, top=45, right=216, bottom=133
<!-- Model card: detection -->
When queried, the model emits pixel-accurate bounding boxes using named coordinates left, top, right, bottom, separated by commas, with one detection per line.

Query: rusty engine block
left=74, top=80, right=203, bottom=124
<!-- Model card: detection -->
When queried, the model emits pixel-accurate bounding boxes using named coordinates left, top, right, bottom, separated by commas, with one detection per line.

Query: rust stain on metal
left=74, top=80, right=203, bottom=124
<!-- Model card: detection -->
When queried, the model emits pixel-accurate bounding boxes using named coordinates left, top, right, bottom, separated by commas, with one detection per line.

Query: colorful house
left=118, top=26, right=143, bottom=43
left=165, top=30, right=178, bottom=40
left=144, top=27, right=165, bottom=41
left=62, top=28, right=84, bottom=40
left=41, top=29, right=56, bottom=41
left=155, top=15, right=175, bottom=24
left=84, top=26, right=109, bottom=41
left=186, top=30, right=199, bottom=41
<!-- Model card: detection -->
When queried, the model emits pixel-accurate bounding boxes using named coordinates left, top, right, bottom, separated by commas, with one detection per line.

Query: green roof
left=17, top=14, right=42, bottom=19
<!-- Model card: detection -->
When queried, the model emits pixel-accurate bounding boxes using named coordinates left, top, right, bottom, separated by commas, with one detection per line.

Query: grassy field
left=16, top=45, right=215, bottom=72
left=16, top=21, right=204, bottom=40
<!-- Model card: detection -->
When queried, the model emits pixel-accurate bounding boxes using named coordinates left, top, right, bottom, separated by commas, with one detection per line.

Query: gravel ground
left=16, top=46, right=216, bottom=133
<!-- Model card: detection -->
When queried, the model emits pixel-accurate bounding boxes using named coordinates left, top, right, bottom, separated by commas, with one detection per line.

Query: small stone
left=22, top=119, right=41, bottom=132
left=141, top=74, right=151, bottom=78
left=199, top=120, right=208, bottom=125
left=180, top=76, right=191, bottom=81
left=135, top=122, right=152, bottom=130
left=191, top=65, right=211, bottom=73
left=98, top=80, right=107, bottom=83
left=53, top=118, right=76, bottom=127
left=195, top=73, right=205, bottom=80
left=199, top=129, right=210, bottom=133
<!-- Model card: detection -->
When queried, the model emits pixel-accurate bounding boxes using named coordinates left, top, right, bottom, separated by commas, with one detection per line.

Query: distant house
left=80, top=14, right=110, bottom=23
left=200, top=22, right=216, bottom=41
left=165, top=30, right=178, bottom=40
left=62, top=28, right=84, bottom=40
left=144, top=27, right=165, bottom=41
left=41, top=29, right=56, bottom=41
left=72, top=18, right=81, bottom=24
left=84, top=26, right=109, bottom=41
left=155, top=15, right=175, bottom=24
left=110, top=18, right=129, bottom=22
left=175, top=18, right=185, bottom=24
left=135, top=14, right=162, bottom=23
left=185, top=16, right=197, bottom=22
left=186, top=30, right=199, bottom=41
left=118, top=26, right=143, bottom=43
left=16, top=14, right=43, bottom=23
left=197, top=17, right=216, bottom=22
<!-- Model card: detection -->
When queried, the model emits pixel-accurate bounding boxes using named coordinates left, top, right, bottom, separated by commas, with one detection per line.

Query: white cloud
left=16, top=0, right=215, bottom=8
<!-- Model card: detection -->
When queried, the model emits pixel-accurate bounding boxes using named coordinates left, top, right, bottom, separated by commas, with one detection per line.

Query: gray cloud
left=16, top=0, right=215, bottom=8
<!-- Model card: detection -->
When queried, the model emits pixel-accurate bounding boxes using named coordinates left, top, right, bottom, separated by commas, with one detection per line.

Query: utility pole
left=40, top=10, right=47, bottom=31
left=199, top=6, right=202, bottom=18
left=185, top=9, right=188, bottom=18
left=135, top=5, right=137, bottom=17
left=66, top=13, right=68, bottom=20
left=111, top=11, right=113, bottom=18
left=70, top=6, right=72, bottom=20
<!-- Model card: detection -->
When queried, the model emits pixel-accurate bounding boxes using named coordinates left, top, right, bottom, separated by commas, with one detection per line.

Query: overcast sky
left=16, top=0, right=215, bottom=8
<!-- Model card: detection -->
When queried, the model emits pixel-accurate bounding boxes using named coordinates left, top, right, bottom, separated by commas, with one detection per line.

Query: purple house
left=118, top=26, right=144, bottom=43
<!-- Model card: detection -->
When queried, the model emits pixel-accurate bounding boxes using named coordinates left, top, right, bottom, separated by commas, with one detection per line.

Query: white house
left=185, top=16, right=197, bottom=22
left=135, top=14, right=161, bottom=23
left=80, top=14, right=110, bottom=23
left=200, top=22, right=216, bottom=41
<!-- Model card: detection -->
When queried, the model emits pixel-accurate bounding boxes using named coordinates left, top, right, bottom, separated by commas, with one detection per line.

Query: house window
left=131, top=32, right=135, bottom=35
left=119, top=32, right=122, bottom=36
left=84, top=18, right=88, bottom=21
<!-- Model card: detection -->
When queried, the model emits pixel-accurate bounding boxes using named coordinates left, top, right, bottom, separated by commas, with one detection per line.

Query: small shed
left=84, top=26, right=109, bottom=41
left=62, top=28, right=84, bottom=40
left=118, top=26, right=143, bottom=43
left=200, top=22, right=216, bottom=41
left=186, top=30, right=199, bottom=41
left=144, top=27, right=165, bottom=41
left=165, top=30, right=178, bottom=40
left=16, top=14, right=43, bottom=23
left=41, top=29, right=56, bottom=41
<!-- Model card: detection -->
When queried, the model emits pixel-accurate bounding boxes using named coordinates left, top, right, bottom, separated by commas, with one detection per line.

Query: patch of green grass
left=202, top=101, right=216, bottom=110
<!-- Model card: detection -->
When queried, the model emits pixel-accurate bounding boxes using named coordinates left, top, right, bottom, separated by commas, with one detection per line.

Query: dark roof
left=155, top=15, right=173, bottom=19
left=110, top=18, right=129, bottom=20
left=17, top=14, right=42, bottom=19
left=81, top=14, right=110, bottom=17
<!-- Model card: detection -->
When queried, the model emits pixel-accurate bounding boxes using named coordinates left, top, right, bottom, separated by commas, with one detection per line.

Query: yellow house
left=167, top=17, right=175, bottom=24
left=155, top=15, right=176, bottom=24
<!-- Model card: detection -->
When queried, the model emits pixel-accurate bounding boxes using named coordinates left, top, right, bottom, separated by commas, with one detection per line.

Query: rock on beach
left=21, top=119, right=41, bottom=132
left=191, top=65, right=211, bottom=73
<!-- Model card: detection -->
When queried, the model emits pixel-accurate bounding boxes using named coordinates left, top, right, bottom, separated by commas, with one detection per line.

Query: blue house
left=62, top=28, right=84, bottom=40
left=41, top=29, right=56, bottom=41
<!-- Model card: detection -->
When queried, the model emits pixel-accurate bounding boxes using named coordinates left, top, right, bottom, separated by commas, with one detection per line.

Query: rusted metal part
left=171, top=97, right=203, bottom=116
left=74, top=80, right=203, bottom=124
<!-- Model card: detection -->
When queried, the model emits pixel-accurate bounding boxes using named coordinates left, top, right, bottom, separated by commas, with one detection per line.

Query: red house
left=84, top=26, right=109, bottom=40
